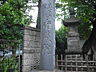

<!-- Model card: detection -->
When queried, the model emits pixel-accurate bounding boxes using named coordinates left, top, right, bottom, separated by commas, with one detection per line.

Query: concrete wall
left=22, top=27, right=41, bottom=72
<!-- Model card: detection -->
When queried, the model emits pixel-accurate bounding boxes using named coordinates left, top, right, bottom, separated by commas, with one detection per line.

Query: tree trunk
left=12, top=46, right=16, bottom=56
left=82, top=15, right=96, bottom=60
left=36, top=0, right=41, bottom=29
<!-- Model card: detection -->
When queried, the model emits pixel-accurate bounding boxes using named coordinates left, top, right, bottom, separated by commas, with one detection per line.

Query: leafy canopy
left=55, top=0, right=96, bottom=54
left=0, top=0, right=30, bottom=41
left=56, top=0, right=96, bottom=39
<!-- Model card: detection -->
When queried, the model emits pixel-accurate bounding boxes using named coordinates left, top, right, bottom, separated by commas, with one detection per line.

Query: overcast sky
left=27, top=1, right=62, bottom=30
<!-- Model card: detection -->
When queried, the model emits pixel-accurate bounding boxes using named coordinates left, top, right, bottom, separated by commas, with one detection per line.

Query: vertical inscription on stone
left=40, top=0, right=55, bottom=70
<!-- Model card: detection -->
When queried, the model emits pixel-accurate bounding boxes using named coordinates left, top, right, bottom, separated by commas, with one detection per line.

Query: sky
left=27, top=1, right=62, bottom=30
left=55, top=19, right=62, bottom=30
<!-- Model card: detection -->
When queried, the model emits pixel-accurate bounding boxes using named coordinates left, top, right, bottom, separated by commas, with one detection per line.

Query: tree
left=57, top=0, right=96, bottom=59
left=0, top=0, right=30, bottom=41
left=0, top=0, right=30, bottom=56
left=36, top=0, right=41, bottom=29
left=56, top=25, right=68, bottom=54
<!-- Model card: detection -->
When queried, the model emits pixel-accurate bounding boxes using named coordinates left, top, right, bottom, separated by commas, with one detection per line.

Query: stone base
left=30, top=69, right=63, bottom=72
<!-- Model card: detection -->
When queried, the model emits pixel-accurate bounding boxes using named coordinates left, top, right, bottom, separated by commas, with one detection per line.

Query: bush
left=0, top=57, right=19, bottom=72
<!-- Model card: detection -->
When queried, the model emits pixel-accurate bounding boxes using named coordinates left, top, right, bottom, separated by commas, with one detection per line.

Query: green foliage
left=56, top=0, right=96, bottom=39
left=0, top=57, right=19, bottom=72
left=55, top=0, right=96, bottom=54
left=56, top=25, right=68, bottom=54
left=0, top=0, right=30, bottom=41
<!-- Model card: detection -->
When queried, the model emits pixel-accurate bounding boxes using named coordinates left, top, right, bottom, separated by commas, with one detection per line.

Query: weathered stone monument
left=40, top=0, right=55, bottom=70
left=63, top=8, right=81, bottom=54
left=62, top=7, right=82, bottom=71
left=22, top=0, right=56, bottom=72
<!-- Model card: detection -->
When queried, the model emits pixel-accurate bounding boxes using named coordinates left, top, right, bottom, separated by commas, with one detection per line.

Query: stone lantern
left=63, top=8, right=81, bottom=54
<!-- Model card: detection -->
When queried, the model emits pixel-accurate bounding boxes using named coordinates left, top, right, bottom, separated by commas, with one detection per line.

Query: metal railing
left=56, top=54, right=96, bottom=72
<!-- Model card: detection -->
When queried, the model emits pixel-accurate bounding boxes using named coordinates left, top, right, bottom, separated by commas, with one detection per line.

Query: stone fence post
left=22, top=27, right=41, bottom=72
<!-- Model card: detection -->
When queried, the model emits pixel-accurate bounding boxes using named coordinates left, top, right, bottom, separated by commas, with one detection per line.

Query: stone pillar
left=22, top=27, right=41, bottom=72
left=40, top=0, right=55, bottom=70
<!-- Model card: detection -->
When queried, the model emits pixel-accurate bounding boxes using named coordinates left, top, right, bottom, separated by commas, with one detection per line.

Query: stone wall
left=22, top=27, right=41, bottom=72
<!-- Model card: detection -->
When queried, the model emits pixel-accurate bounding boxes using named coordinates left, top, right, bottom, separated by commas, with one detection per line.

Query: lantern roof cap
left=63, top=8, right=80, bottom=26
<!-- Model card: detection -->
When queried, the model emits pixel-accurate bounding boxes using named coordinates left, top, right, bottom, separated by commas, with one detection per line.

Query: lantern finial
left=69, top=8, right=75, bottom=16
